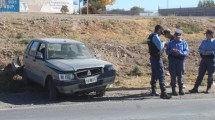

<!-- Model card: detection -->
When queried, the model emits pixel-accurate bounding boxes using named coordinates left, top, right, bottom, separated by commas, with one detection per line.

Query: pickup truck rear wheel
left=47, top=79, right=59, bottom=100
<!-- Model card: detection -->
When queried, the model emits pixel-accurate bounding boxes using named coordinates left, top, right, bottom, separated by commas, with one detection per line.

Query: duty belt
left=200, top=54, right=215, bottom=59
left=169, top=55, right=185, bottom=60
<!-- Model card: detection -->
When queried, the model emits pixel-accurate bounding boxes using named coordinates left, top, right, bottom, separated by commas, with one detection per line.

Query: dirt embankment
left=1, top=13, right=215, bottom=90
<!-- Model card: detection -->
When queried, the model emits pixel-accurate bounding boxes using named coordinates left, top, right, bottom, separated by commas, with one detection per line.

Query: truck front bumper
left=56, top=76, right=115, bottom=94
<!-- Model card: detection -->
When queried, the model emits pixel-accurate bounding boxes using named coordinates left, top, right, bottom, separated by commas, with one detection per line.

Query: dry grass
left=179, top=23, right=202, bottom=34
left=114, top=76, right=151, bottom=88
left=113, top=73, right=207, bottom=89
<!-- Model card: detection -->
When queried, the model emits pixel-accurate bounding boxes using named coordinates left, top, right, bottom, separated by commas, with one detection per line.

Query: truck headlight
left=59, top=74, right=74, bottom=81
left=105, top=65, right=114, bottom=72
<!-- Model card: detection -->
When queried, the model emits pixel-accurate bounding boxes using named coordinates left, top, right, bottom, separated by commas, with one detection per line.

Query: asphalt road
left=0, top=98, right=215, bottom=120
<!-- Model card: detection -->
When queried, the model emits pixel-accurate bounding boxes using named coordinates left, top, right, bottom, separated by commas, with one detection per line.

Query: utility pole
left=167, top=0, right=169, bottom=8
left=79, top=0, right=82, bottom=15
left=87, top=0, right=89, bottom=15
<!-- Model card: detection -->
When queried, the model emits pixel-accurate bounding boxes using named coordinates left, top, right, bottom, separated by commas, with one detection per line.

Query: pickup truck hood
left=46, top=59, right=111, bottom=71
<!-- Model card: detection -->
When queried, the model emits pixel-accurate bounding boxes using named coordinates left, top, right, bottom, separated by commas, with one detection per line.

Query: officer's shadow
left=62, top=87, right=169, bottom=102
left=0, top=87, right=164, bottom=106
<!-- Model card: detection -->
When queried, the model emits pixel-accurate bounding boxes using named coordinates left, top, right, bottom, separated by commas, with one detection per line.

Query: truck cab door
left=24, top=41, right=40, bottom=82
left=32, top=42, right=47, bottom=85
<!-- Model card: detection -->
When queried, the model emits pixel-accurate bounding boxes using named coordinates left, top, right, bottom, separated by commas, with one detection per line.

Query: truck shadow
left=0, top=64, right=167, bottom=106
left=0, top=86, right=162, bottom=106
left=0, top=64, right=157, bottom=107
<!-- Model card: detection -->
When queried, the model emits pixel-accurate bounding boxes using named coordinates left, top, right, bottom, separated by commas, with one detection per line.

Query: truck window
left=29, top=41, right=39, bottom=57
left=25, top=41, right=33, bottom=54
left=38, top=43, right=46, bottom=59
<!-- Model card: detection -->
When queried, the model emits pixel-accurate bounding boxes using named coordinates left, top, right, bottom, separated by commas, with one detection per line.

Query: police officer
left=163, top=29, right=174, bottom=42
left=189, top=30, right=215, bottom=94
left=164, top=29, right=186, bottom=76
left=166, top=29, right=189, bottom=96
left=147, top=25, right=171, bottom=99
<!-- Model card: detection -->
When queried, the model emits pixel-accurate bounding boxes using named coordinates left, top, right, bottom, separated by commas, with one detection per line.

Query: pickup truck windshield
left=47, top=43, right=94, bottom=59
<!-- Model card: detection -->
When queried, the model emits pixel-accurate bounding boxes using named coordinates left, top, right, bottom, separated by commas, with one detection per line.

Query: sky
left=74, top=0, right=201, bottom=12
left=108, top=0, right=200, bottom=11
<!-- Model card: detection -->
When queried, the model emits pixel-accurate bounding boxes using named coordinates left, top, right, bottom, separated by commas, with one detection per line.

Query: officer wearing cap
left=147, top=25, right=171, bottom=99
left=166, top=29, right=189, bottom=96
left=164, top=29, right=186, bottom=75
left=189, top=30, right=215, bottom=94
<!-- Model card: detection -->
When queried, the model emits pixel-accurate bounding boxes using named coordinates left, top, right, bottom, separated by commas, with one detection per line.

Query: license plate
left=85, top=76, right=97, bottom=84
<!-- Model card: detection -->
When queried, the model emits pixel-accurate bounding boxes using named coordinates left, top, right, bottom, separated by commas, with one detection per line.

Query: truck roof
left=31, top=38, right=83, bottom=44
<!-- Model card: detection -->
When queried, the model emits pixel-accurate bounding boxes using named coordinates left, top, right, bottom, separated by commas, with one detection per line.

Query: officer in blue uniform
left=189, top=30, right=215, bottom=94
left=147, top=25, right=171, bottom=99
left=164, top=29, right=186, bottom=75
left=166, top=29, right=189, bottom=96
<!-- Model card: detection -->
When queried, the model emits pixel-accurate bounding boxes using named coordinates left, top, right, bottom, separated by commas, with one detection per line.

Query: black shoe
left=205, top=84, right=212, bottom=94
left=160, top=93, right=172, bottom=99
left=151, top=85, right=160, bottom=96
left=172, top=91, right=179, bottom=96
left=205, top=90, right=210, bottom=94
left=179, top=86, right=185, bottom=95
left=179, top=89, right=185, bottom=95
left=160, top=86, right=172, bottom=99
left=172, top=87, right=178, bottom=96
left=189, top=83, right=200, bottom=93
left=189, top=88, right=198, bottom=93
left=150, top=92, right=160, bottom=96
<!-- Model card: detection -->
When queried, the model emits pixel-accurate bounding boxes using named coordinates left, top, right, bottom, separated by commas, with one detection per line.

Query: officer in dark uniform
left=147, top=25, right=172, bottom=99
left=189, top=30, right=215, bottom=94
left=166, top=29, right=189, bottom=96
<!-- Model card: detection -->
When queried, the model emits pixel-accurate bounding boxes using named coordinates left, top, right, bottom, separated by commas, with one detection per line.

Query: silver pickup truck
left=12, top=38, right=116, bottom=100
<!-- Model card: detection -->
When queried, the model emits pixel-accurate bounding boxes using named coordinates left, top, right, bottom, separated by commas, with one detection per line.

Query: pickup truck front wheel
left=47, top=78, right=59, bottom=100
left=95, top=86, right=106, bottom=97
left=22, top=69, right=32, bottom=86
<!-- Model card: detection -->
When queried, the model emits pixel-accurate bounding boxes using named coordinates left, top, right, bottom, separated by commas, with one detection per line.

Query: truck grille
left=76, top=67, right=103, bottom=78
left=79, top=80, right=103, bottom=89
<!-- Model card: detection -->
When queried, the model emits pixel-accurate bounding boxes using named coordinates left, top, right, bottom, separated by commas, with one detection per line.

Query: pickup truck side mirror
left=35, top=52, right=44, bottom=60
left=95, top=54, right=101, bottom=59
